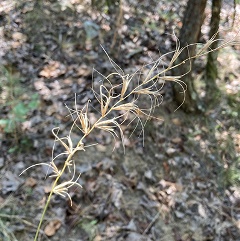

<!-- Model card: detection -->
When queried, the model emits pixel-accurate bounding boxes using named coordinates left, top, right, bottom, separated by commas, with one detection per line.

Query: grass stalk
left=20, top=34, right=239, bottom=240
left=34, top=158, right=69, bottom=241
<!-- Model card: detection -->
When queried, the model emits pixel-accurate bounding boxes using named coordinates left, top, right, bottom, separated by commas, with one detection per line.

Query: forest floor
left=0, top=0, right=240, bottom=241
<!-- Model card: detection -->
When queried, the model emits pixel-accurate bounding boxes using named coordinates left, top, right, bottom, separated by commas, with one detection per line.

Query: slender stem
left=32, top=35, right=235, bottom=241
left=34, top=154, right=73, bottom=241
left=35, top=83, right=151, bottom=239
left=34, top=183, right=55, bottom=241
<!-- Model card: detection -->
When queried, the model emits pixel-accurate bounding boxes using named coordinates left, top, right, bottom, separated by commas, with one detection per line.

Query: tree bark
left=172, top=0, right=207, bottom=112
left=205, top=0, right=222, bottom=97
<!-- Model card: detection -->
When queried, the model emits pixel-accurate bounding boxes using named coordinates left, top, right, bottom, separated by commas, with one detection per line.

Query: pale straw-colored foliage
left=20, top=33, right=239, bottom=241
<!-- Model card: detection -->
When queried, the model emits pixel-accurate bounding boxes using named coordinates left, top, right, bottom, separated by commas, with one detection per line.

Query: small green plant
left=79, top=218, right=98, bottom=240
left=19, top=35, right=238, bottom=241
left=0, top=67, right=39, bottom=139
left=0, top=95, right=39, bottom=133
left=226, top=162, right=240, bottom=185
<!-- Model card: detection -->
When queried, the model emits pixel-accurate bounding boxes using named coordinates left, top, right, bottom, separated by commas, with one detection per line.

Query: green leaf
left=13, top=103, right=28, bottom=119
left=8, top=146, right=18, bottom=153
left=0, top=119, right=9, bottom=127
left=28, top=93, right=39, bottom=109
left=0, top=119, right=15, bottom=133
left=28, top=99, right=38, bottom=109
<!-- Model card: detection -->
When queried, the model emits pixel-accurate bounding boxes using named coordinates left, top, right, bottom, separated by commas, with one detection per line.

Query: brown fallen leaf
left=24, top=177, right=37, bottom=187
left=12, top=32, right=27, bottom=42
left=163, top=161, right=170, bottom=174
left=236, top=220, right=240, bottom=229
left=122, top=175, right=138, bottom=189
left=44, top=219, right=61, bottom=236
left=171, top=137, right=182, bottom=144
left=171, top=118, right=181, bottom=126
left=38, top=196, right=46, bottom=207
left=34, top=79, right=51, bottom=98
left=39, top=61, right=66, bottom=78
left=93, top=235, right=102, bottom=241
left=77, top=64, right=92, bottom=76
left=44, top=185, right=52, bottom=193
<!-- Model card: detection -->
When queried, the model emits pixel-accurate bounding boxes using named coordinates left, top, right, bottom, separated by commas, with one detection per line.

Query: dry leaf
left=163, top=161, right=170, bottom=173
left=198, top=203, right=207, bottom=218
left=96, top=144, right=107, bottom=152
left=77, top=64, right=92, bottom=76
left=12, top=32, right=27, bottom=42
left=34, top=79, right=51, bottom=98
left=172, top=118, right=181, bottom=126
left=236, top=220, right=240, bottom=229
left=171, top=137, right=182, bottom=144
left=44, top=185, right=52, bottom=193
left=111, top=184, right=123, bottom=208
left=38, top=196, right=46, bottom=207
left=122, top=175, right=138, bottom=189
left=24, top=177, right=37, bottom=187
left=44, top=219, right=61, bottom=236
left=93, top=235, right=103, bottom=241
left=39, top=61, right=66, bottom=78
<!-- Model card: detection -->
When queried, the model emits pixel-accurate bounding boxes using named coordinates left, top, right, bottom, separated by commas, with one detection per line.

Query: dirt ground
left=0, top=0, right=240, bottom=240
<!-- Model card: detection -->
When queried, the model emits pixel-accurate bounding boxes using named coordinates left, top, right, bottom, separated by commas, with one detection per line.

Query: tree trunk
left=172, top=0, right=207, bottom=112
left=205, top=0, right=222, bottom=98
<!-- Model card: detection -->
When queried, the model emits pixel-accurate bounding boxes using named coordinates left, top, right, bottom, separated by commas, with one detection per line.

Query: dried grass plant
left=20, top=34, right=238, bottom=241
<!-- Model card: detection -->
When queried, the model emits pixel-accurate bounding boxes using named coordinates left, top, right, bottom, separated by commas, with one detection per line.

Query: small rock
left=144, top=170, right=156, bottom=182
left=15, top=161, right=25, bottom=173
left=198, top=203, right=207, bottom=218
left=196, top=182, right=207, bottom=189
left=2, top=171, right=23, bottom=194
left=155, top=153, right=165, bottom=160
left=77, top=163, right=92, bottom=173
left=124, top=219, right=137, bottom=231
left=166, top=147, right=176, bottom=156
left=175, top=210, right=185, bottom=218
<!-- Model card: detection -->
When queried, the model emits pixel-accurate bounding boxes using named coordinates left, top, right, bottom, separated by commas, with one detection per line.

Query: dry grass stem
left=18, top=33, right=239, bottom=241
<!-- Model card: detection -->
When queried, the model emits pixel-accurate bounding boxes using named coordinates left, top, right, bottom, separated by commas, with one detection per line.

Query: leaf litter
left=0, top=0, right=240, bottom=240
